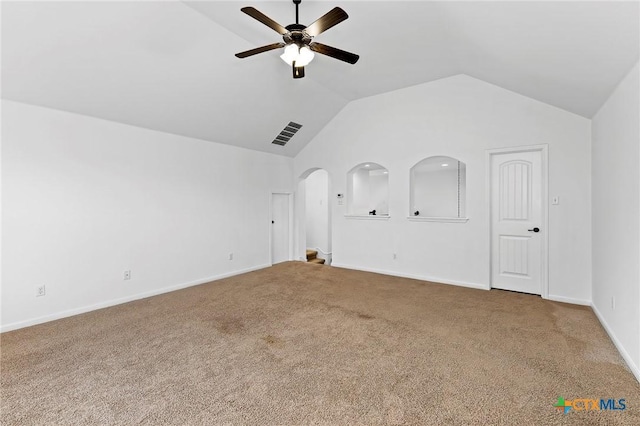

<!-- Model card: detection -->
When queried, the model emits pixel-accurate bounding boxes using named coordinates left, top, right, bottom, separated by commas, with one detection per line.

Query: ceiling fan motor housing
left=284, top=24, right=312, bottom=47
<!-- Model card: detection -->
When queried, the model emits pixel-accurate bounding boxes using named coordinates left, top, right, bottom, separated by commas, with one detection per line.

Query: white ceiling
left=2, top=1, right=638, bottom=157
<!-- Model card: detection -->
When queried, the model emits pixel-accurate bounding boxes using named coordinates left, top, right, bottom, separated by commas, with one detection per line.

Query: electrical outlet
left=124, top=270, right=131, bottom=280
left=228, top=253, right=233, bottom=261
left=611, top=296, right=615, bottom=310
left=393, top=253, right=397, bottom=260
left=35, top=285, right=46, bottom=297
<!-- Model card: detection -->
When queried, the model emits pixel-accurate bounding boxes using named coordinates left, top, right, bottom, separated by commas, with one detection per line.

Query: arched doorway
left=297, top=168, right=331, bottom=265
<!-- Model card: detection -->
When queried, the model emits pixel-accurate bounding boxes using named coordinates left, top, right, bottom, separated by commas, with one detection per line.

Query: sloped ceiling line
left=2, top=1, right=638, bottom=157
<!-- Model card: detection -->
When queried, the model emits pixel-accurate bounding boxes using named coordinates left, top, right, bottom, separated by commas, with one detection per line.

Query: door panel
left=491, top=151, right=543, bottom=295
left=499, top=236, right=529, bottom=276
left=500, top=161, right=530, bottom=221
left=271, top=194, right=290, bottom=264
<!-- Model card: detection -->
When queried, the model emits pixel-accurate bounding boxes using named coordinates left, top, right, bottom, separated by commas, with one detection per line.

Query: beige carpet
left=1, top=262, right=638, bottom=425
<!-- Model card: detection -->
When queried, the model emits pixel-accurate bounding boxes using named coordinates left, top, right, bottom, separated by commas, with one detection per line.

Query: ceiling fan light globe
left=280, top=44, right=299, bottom=65
left=295, top=46, right=315, bottom=67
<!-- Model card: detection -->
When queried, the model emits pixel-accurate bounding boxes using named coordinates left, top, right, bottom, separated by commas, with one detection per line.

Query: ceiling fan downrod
left=294, top=0, right=301, bottom=25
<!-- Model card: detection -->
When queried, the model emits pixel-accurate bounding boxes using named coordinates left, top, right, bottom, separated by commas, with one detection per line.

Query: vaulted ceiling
left=3, top=1, right=638, bottom=157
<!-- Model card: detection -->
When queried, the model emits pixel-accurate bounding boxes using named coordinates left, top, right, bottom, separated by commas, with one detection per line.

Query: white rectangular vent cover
left=272, top=122, right=302, bottom=146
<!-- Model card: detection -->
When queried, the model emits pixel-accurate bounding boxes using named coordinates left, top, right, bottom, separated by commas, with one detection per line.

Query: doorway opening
left=297, top=168, right=331, bottom=265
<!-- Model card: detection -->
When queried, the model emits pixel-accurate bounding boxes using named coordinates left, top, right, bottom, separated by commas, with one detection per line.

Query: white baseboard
left=591, top=303, right=640, bottom=383
left=546, top=294, right=591, bottom=306
left=0, top=264, right=271, bottom=333
left=331, top=263, right=489, bottom=291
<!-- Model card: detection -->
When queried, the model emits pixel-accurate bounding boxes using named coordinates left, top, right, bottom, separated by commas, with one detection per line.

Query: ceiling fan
left=235, top=0, right=359, bottom=79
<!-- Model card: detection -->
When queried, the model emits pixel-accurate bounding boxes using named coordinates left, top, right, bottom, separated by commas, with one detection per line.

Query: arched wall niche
left=346, top=162, right=389, bottom=216
left=410, top=156, right=467, bottom=220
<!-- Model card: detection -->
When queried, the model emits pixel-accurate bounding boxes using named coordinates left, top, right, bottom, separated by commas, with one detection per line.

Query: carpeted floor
left=1, top=262, right=638, bottom=425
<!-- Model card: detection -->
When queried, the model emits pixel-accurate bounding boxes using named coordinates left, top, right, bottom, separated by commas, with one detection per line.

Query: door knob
left=528, top=227, right=540, bottom=233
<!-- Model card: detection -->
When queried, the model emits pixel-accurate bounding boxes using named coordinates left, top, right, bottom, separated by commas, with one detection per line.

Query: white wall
left=1, top=100, right=293, bottom=331
left=591, top=61, right=640, bottom=381
left=304, top=169, right=329, bottom=255
left=294, top=74, right=592, bottom=303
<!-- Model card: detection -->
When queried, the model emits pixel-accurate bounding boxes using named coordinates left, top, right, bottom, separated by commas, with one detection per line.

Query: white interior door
left=271, top=193, right=290, bottom=264
left=491, top=150, right=544, bottom=295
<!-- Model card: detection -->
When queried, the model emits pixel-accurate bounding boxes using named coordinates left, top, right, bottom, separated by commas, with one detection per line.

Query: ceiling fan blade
left=235, top=43, right=285, bottom=59
left=241, top=7, right=288, bottom=35
left=309, top=42, right=359, bottom=65
left=305, top=7, right=349, bottom=37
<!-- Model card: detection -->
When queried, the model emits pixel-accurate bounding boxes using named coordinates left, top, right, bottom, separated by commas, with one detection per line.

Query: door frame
left=269, top=192, right=294, bottom=265
left=486, top=144, right=549, bottom=298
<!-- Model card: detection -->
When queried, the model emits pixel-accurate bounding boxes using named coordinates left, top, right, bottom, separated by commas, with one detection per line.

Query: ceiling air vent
left=272, top=122, right=302, bottom=146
